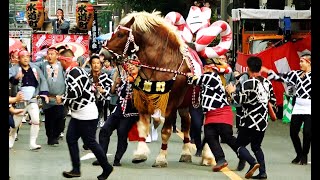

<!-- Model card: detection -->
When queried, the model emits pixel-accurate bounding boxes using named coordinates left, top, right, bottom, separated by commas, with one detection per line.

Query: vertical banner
left=282, top=94, right=293, bottom=124
left=90, top=10, right=100, bottom=53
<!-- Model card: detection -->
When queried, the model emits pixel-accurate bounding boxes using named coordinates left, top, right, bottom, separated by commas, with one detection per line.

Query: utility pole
left=221, top=0, right=230, bottom=21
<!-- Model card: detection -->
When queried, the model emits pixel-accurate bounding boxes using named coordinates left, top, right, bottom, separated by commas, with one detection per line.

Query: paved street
left=9, top=115, right=311, bottom=180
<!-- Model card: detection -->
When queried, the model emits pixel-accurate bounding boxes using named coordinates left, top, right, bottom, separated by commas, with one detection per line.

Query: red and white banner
left=31, top=34, right=90, bottom=61
left=235, top=34, right=311, bottom=106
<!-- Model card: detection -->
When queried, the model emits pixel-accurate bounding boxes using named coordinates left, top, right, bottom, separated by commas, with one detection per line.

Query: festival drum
left=75, top=0, right=94, bottom=31
left=25, top=0, right=45, bottom=29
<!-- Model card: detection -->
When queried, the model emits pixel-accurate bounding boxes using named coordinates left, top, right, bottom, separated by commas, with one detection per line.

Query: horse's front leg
left=132, top=113, right=150, bottom=164
left=152, top=111, right=176, bottom=168
left=178, top=107, right=193, bottom=163
left=201, top=143, right=215, bottom=166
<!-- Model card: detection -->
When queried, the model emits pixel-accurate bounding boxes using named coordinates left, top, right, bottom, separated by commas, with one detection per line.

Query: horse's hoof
left=132, top=158, right=147, bottom=164
left=152, top=161, right=168, bottom=168
left=179, top=154, right=192, bottom=163
left=201, top=158, right=213, bottom=166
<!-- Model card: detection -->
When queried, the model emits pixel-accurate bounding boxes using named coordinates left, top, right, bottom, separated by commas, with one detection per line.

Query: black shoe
left=62, top=170, right=81, bottom=178
left=245, top=163, right=260, bottom=179
left=212, top=160, right=228, bottom=172
left=113, top=161, right=122, bottom=166
left=83, top=144, right=89, bottom=150
left=97, top=166, right=114, bottom=180
left=172, top=128, right=177, bottom=133
left=252, top=173, right=268, bottom=179
left=48, top=139, right=59, bottom=146
left=53, top=138, right=59, bottom=144
left=92, top=160, right=100, bottom=166
left=47, top=140, right=54, bottom=145
left=300, top=155, right=307, bottom=165
left=291, top=156, right=301, bottom=164
left=236, top=159, right=246, bottom=171
left=195, top=150, right=202, bottom=157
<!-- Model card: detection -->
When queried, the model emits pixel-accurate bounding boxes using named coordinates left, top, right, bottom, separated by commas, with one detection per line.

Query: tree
left=112, top=0, right=192, bottom=18
left=96, top=6, right=113, bottom=34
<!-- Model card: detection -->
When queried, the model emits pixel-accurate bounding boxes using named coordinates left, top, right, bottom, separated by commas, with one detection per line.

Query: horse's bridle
left=102, top=25, right=140, bottom=61
left=103, top=25, right=188, bottom=79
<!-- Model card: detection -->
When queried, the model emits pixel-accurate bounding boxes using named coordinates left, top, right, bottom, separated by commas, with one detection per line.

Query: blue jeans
left=66, top=118, right=111, bottom=172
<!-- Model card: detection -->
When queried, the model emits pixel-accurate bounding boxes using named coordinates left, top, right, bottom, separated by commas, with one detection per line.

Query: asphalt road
left=9, top=115, right=311, bottom=180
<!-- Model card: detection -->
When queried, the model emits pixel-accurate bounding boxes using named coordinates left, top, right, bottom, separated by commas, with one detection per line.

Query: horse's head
left=100, top=17, right=138, bottom=65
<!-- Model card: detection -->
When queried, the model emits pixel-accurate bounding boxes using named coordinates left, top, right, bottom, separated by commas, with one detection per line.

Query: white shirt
left=71, top=102, right=98, bottom=120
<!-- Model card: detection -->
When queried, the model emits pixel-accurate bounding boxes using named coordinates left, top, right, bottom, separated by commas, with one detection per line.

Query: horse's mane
left=120, top=11, right=186, bottom=54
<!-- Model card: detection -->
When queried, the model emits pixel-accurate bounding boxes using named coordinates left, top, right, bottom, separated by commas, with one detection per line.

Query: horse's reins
left=139, top=32, right=185, bottom=81
left=104, top=25, right=187, bottom=79
left=140, top=33, right=170, bottom=80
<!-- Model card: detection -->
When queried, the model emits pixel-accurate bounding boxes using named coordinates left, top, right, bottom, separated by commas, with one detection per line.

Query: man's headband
left=58, top=56, right=77, bottom=62
left=301, top=57, right=311, bottom=64
left=18, top=50, right=30, bottom=57
left=128, top=59, right=141, bottom=66
left=10, top=49, right=20, bottom=55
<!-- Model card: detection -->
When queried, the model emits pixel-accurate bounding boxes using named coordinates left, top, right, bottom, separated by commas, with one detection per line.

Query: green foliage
left=97, top=6, right=114, bottom=34
left=112, top=0, right=191, bottom=17
left=9, top=0, right=25, bottom=3
left=96, top=0, right=192, bottom=33
left=100, top=0, right=221, bottom=45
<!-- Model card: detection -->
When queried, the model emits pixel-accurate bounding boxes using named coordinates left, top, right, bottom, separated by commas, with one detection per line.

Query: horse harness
left=102, top=25, right=190, bottom=94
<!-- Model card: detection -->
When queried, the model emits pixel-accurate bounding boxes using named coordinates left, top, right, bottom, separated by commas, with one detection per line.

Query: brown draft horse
left=100, top=11, right=202, bottom=167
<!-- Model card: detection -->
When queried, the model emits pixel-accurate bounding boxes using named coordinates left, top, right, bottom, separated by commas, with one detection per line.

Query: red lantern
left=26, top=0, right=45, bottom=29
left=76, top=0, right=94, bottom=31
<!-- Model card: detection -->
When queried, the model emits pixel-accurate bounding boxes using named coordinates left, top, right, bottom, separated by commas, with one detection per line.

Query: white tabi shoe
left=151, top=126, right=158, bottom=141
left=146, top=134, right=152, bottom=143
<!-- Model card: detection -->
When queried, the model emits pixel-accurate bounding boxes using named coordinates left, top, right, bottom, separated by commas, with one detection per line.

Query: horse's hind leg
left=132, top=114, right=150, bottom=164
left=178, top=107, right=193, bottom=163
left=152, top=111, right=176, bottom=168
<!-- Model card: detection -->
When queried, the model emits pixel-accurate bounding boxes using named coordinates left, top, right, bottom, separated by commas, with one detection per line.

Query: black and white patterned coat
left=267, top=70, right=311, bottom=115
left=88, top=72, right=114, bottom=102
left=188, top=72, right=229, bottom=113
left=62, top=67, right=96, bottom=111
left=267, top=70, right=311, bottom=100
left=231, top=77, right=276, bottom=131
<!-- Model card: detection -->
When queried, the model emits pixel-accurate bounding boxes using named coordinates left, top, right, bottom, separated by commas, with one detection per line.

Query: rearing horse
left=100, top=11, right=201, bottom=167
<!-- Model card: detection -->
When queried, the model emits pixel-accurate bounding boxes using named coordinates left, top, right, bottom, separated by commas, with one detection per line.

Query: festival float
left=231, top=7, right=311, bottom=122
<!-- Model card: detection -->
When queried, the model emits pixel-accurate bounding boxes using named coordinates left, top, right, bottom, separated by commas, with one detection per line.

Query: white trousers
left=9, top=102, right=41, bottom=150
